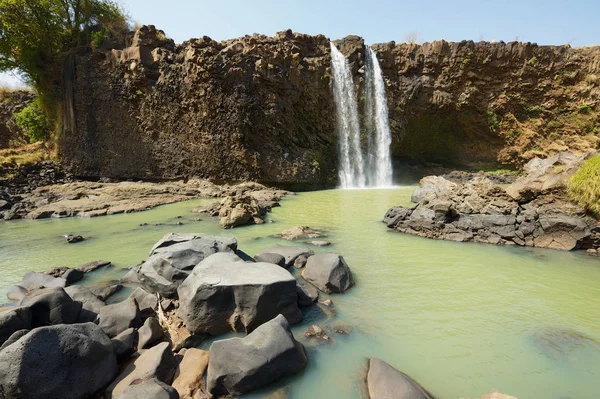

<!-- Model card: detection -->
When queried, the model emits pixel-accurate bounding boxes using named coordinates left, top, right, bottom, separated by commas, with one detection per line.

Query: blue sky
left=2, top=0, right=598, bottom=87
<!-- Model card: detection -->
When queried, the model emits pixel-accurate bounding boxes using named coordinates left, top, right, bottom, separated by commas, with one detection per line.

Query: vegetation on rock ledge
left=567, top=154, right=600, bottom=216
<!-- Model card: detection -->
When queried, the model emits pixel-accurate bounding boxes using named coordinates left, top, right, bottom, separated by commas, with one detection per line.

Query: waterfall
left=365, top=47, right=393, bottom=187
left=330, top=43, right=393, bottom=188
left=330, top=42, right=366, bottom=188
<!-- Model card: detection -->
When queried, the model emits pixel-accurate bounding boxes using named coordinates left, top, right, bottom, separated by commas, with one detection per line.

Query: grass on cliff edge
left=0, top=142, right=50, bottom=170
left=568, top=155, right=600, bottom=216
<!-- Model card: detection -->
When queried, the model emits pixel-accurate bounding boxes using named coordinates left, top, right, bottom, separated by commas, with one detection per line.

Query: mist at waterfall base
left=330, top=43, right=393, bottom=189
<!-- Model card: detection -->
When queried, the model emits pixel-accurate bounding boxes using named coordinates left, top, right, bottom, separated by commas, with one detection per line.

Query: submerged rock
left=280, top=226, right=325, bottom=241
left=206, top=314, right=308, bottom=396
left=92, top=283, right=123, bottom=301
left=66, top=234, right=84, bottom=243
left=76, top=259, right=112, bottom=272
left=301, top=253, right=354, bottom=294
left=0, top=323, right=118, bottom=399
left=531, top=326, right=599, bottom=361
left=366, top=358, right=433, bottom=399
left=177, top=252, right=302, bottom=335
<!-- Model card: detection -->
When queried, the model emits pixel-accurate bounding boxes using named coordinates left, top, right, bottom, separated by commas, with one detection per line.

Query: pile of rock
left=0, top=232, right=355, bottom=398
left=195, top=188, right=292, bottom=228
left=384, top=153, right=600, bottom=251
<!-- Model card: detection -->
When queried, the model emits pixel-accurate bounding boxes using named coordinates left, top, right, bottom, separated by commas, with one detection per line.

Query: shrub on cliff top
left=567, top=155, right=600, bottom=216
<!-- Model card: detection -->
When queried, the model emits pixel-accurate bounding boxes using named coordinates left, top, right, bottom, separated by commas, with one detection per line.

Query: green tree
left=0, top=0, right=127, bottom=138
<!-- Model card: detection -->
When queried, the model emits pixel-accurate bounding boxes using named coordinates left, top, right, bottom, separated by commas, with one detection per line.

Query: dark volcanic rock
left=384, top=155, right=600, bottom=252
left=92, top=283, right=123, bottom=301
left=138, top=233, right=238, bottom=298
left=253, top=252, right=286, bottom=267
left=256, top=244, right=314, bottom=268
left=20, top=287, right=82, bottom=327
left=206, top=314, right=308, bottom=396
left=0, top=323, right=118, bottom=399
left=177, top=252, right=302, bottom=335
left=97, top=298, right=142, bottom=337
left=116, top=378, right=179, bottom=399
left=106, top=341, right=178, bottom=398
left=138, top=317, right=164, bottom=350
left=366, top=358, right=433, bottom=399
left=301, top=253, right=354, bottom=294
left=0, top=307, right=31, bottom=346
left=0, top=329, right=30, bottom=351
left=111, top=328, right=139, bottom=362
left=65, top=286, right=106, bottom=322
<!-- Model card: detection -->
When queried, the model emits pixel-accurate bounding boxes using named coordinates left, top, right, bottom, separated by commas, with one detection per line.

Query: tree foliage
left=0, top=0, right=127, bottom=93
left=14, top=97, right=50, bottom=143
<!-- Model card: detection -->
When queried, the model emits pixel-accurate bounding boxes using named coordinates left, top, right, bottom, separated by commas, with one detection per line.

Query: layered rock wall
left=61, top=26, right=600, bottom=186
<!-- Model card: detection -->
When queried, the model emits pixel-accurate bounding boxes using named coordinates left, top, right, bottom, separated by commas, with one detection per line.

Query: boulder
left=253, top=252, right=286, bottom=267
left=293, top=254, right=310, bottom=268
left=138, top=317, right=164, bottom=350
left=411, top=176, right=457, bottom=203
left=178, top=253, right=302, bottom=335
left=366, top=358, right=432, bottom=399
left=256, top=244, right=314, bottom=268
left=106, top=341, right=178, bottom=398
left=139, top=233, right=238, bottom=298
left=218, top=194, right=265, bottom=228
left=301, top=253, right=354, bottom=294
left=206, top=314, right=307, bottom=396
left=62, top=268, right=84, bottom=284
left=280, top=226, right=325, bottom=240
left=116, top=378, right=178, bottom=399
left=304, top=324, right=330, bottom=341
left=129, top=287, right=158, bottom=317
left=92, top=283, right=123, bottom=301
left=0, top=323, right=118, bottom=399
left=65, top=286, right=106, bottom=322
left=0, top=329, right=30, bottom=351
left=296, top=280, right=319, bottom=306
left=20, top=287, right=82, bottom=327
left=0, top=307, right=31, bottom=346
left=20, top=271, right=67, bottom=289
left=97, top=298, right=143, bottom=337
left=172, top=348, right=210, bottom=399
left=112, top=328, right=138, bottom=362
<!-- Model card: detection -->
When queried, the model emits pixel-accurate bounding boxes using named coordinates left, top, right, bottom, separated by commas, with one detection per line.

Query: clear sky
left=2, top=0, right=598, bottom=87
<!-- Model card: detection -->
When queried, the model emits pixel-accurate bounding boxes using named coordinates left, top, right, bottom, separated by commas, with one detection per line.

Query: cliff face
left=61, top=26, right=600, bottom=187
left=63, top=27, right=335, bottom=188
left=0, top=90, right=34, bottom=149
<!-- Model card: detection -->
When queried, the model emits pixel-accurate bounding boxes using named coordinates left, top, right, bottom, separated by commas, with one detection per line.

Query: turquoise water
left=1, top=188, right=599, bottom=398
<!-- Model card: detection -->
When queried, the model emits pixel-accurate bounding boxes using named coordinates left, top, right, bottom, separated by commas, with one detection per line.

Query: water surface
left=1, top=188, right=599, bottom=399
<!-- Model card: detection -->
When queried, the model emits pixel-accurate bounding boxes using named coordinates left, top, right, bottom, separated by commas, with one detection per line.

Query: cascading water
left=330, top=42, right=366, bottom=188
left=364, top=48, right=393, bottom=187
left=330, top=42, right=393, bottom=188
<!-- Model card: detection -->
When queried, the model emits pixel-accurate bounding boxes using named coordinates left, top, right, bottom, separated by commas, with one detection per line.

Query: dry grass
left=0, top=142, right=50, bottom=167
left=568, top=155, right=600, bottom=216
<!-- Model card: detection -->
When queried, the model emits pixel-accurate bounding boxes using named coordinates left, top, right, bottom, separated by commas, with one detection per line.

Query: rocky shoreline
left=0, top=161, right=292, bottom=223
left=0, top=231, right=518, bottom=399
left=384, top=152, right=600, bottom=252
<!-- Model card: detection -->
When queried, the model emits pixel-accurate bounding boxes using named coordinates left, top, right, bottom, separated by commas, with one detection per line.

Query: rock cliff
left=60, top=26, right=600, bottom=187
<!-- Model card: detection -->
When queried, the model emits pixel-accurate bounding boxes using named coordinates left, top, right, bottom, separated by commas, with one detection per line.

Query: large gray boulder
left=0, top=329, right=30, bottom=351
left=19, top=287, right=82, bottom=327
left=138, top=317, right=164, bottom=350
left=106, top=341, right=178, bottom=398
left=206, top=314, right=307, bottom=396
left=65, top=286, right=106, bottom=322
left=111, top=328, right=138, bottom=362
left=116, top=378, right=178, bottom=399
left=256, top=244, right=314, bottom=268
left=366, top=358, right=433, bottom=399
left=177, top=253, right=302, bottom=335
left=138, top=233, right=238, bottom=298
left=129, top=287, right=158, bottom=317
left=97, top=298, right=142, bottom=337
left=0, top=323, right=118, bottom=399
left=301, top=253, right=354, bottom=294
left=0, top=307, right=31, bottom=346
